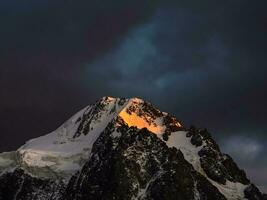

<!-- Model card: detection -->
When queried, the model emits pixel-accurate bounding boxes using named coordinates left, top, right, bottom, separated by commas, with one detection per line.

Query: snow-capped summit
left=0, top=96, right=182, bottom=179
left=0, top=97, right=265, bottom=200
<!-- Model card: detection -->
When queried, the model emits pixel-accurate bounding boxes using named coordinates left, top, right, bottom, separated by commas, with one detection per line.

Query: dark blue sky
left=0, top=0, right=266, bottom=192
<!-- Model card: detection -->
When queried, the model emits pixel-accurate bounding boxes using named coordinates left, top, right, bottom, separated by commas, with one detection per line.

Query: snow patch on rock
left=166, top=131, right=248, bottom=200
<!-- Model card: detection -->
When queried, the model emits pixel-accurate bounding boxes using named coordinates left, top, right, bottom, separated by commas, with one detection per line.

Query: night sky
left=0, top=0, right=266, bottom=192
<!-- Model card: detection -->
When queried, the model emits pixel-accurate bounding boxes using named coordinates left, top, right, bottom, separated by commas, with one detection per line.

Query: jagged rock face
left=0, top=97, right=265, bottom=200
left=0, top=169, right=65, bottom=200
left=186, top=127, right=249, bottom=185
left=73, top=97, right=128, bottom=138
left=63, top=119, right=225, bottom=200
left=244, top=184, right=267, bottom=200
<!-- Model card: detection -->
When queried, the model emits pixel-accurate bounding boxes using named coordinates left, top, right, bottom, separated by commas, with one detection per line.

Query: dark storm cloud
left=0, top=0, right=266, bottom=192
left=0, top=0, right=159, bottom=150
left=82, top=1, right=267, bottom=138
left=222, top=135, right=267, bottom=192
left=79, top=1, right=267, bottom=191
left=0, top=0, right=158, bottom=58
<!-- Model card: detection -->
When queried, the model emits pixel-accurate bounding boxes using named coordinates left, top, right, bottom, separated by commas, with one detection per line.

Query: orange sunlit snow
left=118, top=109, right=165, bottom=134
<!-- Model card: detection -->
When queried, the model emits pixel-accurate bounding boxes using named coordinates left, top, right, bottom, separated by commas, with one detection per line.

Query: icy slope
left=5, top=97, right=127, bottom=178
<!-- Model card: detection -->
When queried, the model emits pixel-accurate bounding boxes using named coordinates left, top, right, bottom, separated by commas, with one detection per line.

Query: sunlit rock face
left=0, top=97, right=266, bottom=200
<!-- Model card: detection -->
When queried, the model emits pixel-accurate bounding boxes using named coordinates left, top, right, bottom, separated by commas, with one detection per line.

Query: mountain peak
left=75, top=96, right=182, bottom=137
left=0, top=97, right=181, bottom=179
left=0, top=97, right=265, bottom=200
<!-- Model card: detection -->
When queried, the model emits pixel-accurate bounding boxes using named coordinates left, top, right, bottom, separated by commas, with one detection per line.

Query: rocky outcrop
left=0, top=169, right=65, bottom=200
left=63, top=120, right=226, bottom=200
